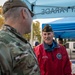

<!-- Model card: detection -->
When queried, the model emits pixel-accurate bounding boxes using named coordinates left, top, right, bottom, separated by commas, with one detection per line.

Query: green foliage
left=0, top=6, right=4, bottom=28
left=0, top=15, right=4, bottom=28
left=0, top=6, right=2, bottom=15
left=33, top=21, right=41, bottom=43
left=23, top=21, right=41, bottom=43
left=23, top=33, right=31, bottom=41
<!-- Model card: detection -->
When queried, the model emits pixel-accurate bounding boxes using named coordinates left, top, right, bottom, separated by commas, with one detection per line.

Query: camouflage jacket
left=0, top=25, right=40, bottom=75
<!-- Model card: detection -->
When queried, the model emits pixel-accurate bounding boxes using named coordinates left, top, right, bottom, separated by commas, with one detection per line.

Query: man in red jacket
left=34, top=24, right=72, bottom=75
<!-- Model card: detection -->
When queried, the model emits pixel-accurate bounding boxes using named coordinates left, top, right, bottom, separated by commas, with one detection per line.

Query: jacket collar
left=43, top=40, right=59, bottom=52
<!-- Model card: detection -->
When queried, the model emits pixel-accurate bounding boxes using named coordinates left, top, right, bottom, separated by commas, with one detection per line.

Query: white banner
left=33, top=6, right=75, bottom=19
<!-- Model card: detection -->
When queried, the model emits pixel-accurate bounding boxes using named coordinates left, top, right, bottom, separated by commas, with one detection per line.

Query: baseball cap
left=42, top=24, right=53, bottom=32
left=2, top=0, right=34, bottom=17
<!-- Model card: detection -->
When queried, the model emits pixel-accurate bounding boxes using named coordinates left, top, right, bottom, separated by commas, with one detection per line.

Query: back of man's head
left=2, top=0, right=34, bottom=17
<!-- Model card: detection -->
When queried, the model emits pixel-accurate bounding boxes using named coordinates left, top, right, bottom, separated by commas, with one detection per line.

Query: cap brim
left=28, top=9, right=34, bottom=17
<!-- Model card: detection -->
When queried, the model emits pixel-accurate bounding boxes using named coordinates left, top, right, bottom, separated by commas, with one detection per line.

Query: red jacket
left=34, top=44, right=72, bottom=75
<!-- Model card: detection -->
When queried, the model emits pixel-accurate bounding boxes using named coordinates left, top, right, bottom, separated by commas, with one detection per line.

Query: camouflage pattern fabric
left=0, top=25, right=40, bottom=75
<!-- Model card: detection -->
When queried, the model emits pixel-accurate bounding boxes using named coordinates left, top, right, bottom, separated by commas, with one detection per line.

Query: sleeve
left=0, top=42, right=12, bottom=74
left=34, top=46, right=45, bottom=75
left=11, top=45, right=40, bottom=75
left=0, top=41, right=40, bottom=75
left=62, top=47, right=72, bottom=75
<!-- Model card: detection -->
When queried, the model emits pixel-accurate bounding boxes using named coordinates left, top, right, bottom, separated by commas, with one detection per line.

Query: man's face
left=42, top=32, right=54, bottom=45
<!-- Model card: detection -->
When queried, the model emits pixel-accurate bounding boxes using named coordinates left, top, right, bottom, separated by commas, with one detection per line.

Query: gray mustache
left=45, top=38, right=50, bottom=40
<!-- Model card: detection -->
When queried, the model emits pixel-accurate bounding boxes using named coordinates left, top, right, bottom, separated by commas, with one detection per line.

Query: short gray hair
left=3, top=7, right=22, bottom=21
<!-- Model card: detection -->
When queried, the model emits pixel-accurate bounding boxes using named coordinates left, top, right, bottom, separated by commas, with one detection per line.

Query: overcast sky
left=0, top=0, right=7, bottom=6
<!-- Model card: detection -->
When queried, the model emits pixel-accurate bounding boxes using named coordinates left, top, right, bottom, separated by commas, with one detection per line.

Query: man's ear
left=21, top=8, right=28, bottom=19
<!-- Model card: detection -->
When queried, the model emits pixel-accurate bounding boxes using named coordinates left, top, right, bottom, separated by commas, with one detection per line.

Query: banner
left=33, top=6, right=75, bottom=19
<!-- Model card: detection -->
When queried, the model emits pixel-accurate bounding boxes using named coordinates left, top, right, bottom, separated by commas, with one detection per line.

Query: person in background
left=35, top=41, right=40, bottom=46
left=0, top=0, right=40, bottom=75
left=34, top=24, right=72, bottom=75
left=58, top=38, right=63, bottom=45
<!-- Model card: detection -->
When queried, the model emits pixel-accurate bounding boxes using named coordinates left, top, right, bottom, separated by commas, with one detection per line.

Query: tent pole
left=30, top=23, right=33, bottom=47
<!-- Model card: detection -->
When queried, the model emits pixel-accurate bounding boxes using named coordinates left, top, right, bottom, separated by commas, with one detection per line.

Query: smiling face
left=42, top=31, right=54, bottom=45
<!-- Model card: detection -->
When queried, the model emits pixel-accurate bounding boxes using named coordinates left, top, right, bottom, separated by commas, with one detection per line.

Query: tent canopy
left=22, top=0, right=75, bottom=44
left=23, top=0, right=75, bottom=19
left=42, top=17, right=75, bottom=38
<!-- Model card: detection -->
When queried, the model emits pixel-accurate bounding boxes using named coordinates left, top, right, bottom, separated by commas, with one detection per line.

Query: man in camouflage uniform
left=0, top=0, right=40, bottom=75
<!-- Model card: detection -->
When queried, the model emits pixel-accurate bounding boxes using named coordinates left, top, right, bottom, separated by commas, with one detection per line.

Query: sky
left=33, top=18, right=61, bottom=25
left=0, top=0, right=6, bottom=6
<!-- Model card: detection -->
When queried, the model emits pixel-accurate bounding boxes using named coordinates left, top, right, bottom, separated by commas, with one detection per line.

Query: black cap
left=2, top=0, right=34, bottom=17
left=42, top=24, right=53, bottom=32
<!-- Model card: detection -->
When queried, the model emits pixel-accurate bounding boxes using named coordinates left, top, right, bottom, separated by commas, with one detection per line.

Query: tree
left=23, top=33, right=31, bottom=41
left=23, top=21, right=41, bottom=43
left=0, top=6, right=2, bottom=15
left=33, top=21, right=41, bottom=43
left=0, top=15, right=4, bottom=28
left=0, top=6, right=4, bottom=28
